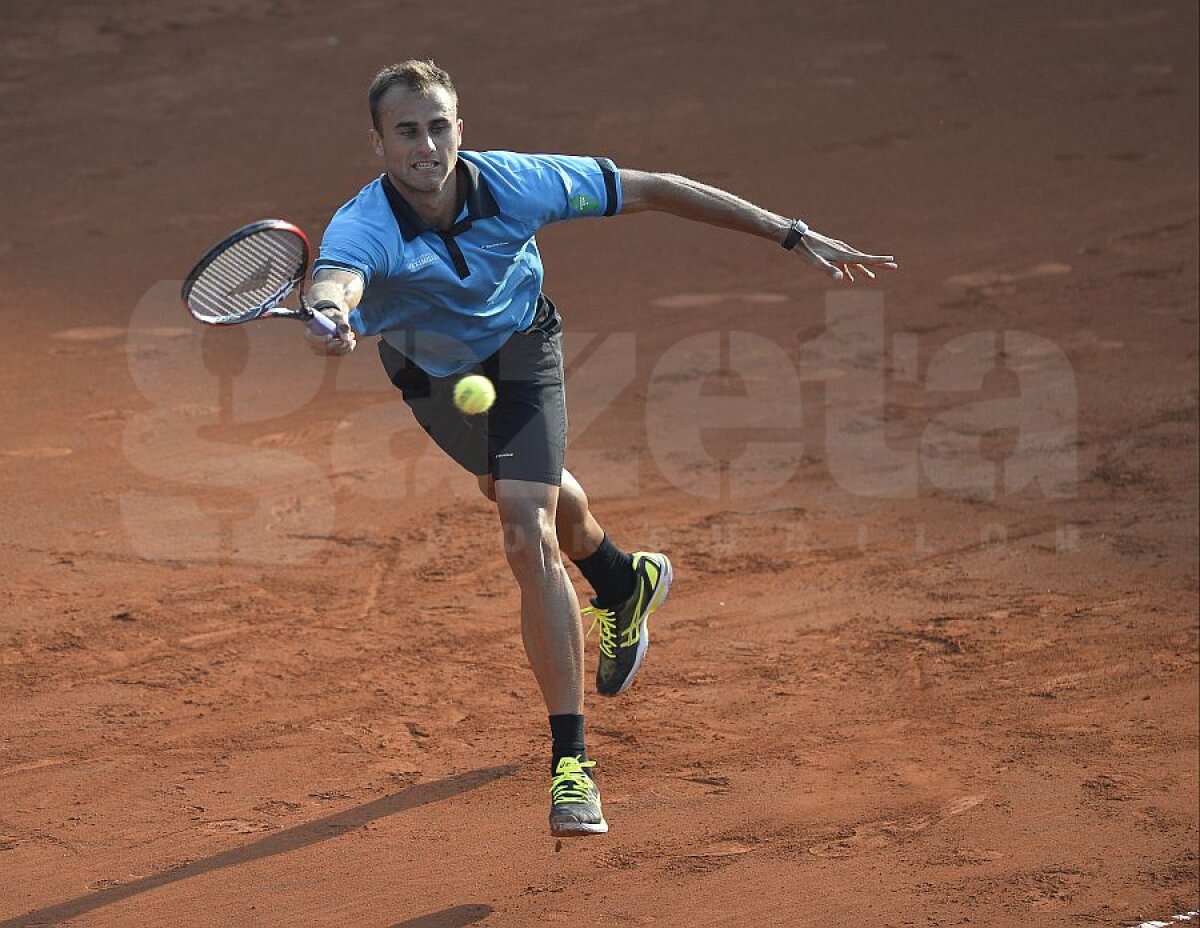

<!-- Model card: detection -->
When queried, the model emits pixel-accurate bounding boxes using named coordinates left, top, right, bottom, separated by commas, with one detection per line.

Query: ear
left=369, top=127, right=383, bottom=158
left=456, top=118, right=464, bottom=146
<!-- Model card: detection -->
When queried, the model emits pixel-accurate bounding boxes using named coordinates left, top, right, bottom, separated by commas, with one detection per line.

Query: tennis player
left=304, top=60, right=895, bottom=836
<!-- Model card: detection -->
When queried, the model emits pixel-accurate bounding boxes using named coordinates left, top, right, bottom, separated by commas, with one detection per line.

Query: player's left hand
left=791, top=228, right=898, bottom=282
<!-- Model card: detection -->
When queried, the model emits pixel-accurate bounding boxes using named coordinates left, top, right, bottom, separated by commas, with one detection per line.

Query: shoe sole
left=605, top=553, right=673, bottom=698
left=550, top=819, right=610, bottom=837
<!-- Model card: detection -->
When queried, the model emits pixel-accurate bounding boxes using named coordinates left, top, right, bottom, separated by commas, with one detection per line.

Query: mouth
left=412, top=160, right=440, bottom=170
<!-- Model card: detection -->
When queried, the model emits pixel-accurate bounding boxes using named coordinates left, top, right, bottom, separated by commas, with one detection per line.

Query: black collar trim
left=381, top=158, right=500, bottom=242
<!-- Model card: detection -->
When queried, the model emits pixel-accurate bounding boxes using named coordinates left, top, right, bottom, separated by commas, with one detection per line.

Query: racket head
left=181, top=219, right=310, bottom=326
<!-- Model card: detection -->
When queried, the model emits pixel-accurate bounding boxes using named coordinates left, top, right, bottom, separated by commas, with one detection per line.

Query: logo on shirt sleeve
left=572, top=194, right=601, bottom=214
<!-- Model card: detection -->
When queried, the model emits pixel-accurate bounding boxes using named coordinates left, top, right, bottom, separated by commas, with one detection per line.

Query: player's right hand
left=304, top=304, right=357, bottom=356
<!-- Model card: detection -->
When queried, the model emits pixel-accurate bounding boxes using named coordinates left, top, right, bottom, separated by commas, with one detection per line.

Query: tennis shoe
left=582, top=551, right=672, bottom=697
left=549, top=756, right=607, bottom=836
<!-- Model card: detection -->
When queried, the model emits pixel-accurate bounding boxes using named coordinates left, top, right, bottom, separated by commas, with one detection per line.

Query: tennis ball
left=453, top=374, right=496, bottom=415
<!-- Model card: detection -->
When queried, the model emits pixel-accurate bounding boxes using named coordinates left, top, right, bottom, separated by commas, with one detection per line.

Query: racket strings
left=187, top=231, right=306, bottom=323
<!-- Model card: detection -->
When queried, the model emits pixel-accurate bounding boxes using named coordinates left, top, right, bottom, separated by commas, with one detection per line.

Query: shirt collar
left=381, top=157, right=500, bottom=242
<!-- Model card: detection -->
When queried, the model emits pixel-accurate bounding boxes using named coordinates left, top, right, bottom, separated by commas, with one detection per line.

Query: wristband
left=311, top=299, right=343, bottom=314
left=781, top=219, right=809, bottom=251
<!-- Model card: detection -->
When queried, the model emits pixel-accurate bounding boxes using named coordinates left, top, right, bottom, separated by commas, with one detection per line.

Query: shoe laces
left=580, top=604, right=618, bottom=659
left=550, top=756, right=597, bottom=804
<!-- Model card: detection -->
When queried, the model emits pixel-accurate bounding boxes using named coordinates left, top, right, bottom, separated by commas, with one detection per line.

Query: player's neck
left=400, top=168, right=461, bottom=232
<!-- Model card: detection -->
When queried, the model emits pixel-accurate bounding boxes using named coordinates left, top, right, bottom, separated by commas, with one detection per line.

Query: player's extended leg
left=493, top=478, right=583, bottom=716
left=493, top=477, right=606, bottom=836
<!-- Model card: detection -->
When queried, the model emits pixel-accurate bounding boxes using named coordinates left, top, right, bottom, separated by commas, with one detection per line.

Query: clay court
left=1, top=1, right=1197, bottom=925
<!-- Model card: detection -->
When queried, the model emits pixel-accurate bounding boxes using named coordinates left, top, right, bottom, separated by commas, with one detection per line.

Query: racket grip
left=307, top=310, right=339, bottom=337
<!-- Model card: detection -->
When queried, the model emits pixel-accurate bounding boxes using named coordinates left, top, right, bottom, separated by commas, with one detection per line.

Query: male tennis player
left=304, top=61, right=895, bottom=836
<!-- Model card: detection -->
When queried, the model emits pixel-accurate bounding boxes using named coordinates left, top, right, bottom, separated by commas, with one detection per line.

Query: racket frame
left=180, top=219, right=337, bottom=335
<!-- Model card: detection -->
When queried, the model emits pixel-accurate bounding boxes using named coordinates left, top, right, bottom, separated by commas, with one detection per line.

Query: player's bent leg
left=583, top=552, right=672, bottom=697
left=555, top=468, right=604, bottom=560
left=554, top=470, right=673, bottom=698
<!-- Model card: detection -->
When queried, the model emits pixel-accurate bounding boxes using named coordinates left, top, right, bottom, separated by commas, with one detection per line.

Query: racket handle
left=307, top=310, right=339, bottom=337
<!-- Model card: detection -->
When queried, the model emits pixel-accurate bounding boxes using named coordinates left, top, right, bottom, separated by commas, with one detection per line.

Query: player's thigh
left=483, top=329, right=566, bottom=486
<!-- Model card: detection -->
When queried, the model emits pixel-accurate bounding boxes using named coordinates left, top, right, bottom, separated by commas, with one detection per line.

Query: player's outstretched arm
left=619, top=169, right=897, bottom=282
left=304, top=268, right=364, bottom=356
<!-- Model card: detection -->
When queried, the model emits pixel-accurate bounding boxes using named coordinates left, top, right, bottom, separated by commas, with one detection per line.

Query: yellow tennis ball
left=453, top=374, right=496, bottom=415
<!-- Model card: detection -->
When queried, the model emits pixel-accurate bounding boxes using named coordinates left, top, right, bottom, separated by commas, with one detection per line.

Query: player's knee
left=500, top=514, right=559, bottom=583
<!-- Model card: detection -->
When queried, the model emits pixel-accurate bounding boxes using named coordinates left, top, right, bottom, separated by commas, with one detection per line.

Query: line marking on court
left=1125, top=911, right=1199, bottom=928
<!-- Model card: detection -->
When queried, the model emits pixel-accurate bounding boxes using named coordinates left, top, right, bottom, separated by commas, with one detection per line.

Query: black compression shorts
left=377, top=294, right=567, bottom=486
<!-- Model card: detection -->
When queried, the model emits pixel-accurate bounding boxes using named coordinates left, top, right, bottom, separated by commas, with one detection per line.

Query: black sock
left=549, top=713, right=588, bottom=774
left=571, top=534, right=636, bottom=608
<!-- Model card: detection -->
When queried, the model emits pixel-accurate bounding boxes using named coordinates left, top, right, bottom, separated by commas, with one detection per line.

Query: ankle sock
left=549, top=713, right=588, bottom=774
left=571, top=534, right=635, bottom=608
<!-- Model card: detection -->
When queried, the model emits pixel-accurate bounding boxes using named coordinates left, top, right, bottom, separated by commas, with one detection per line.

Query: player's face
left=370, top=85, right=463, bottom=197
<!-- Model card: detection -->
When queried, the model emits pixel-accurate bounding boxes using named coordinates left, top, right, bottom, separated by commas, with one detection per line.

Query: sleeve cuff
left=312, top=258, right=369, bottom=284
left=593, top=157, right=621, bottom=216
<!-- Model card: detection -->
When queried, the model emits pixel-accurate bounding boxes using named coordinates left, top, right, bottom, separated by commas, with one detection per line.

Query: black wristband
left=781, top=219, right=809, bottom=251
left=311, top=299, right=342, bottom=313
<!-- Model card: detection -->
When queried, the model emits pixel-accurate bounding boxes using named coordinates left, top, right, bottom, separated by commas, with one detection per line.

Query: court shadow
left=0, top=765, right=514, bottom=928
left=388, top=904, right=494, bottom=927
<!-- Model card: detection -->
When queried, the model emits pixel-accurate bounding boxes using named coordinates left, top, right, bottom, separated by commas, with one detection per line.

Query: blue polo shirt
left=313, top=150, right=622, bottom=376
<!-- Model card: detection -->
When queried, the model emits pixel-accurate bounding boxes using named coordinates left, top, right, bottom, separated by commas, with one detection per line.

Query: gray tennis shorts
left=377, top=295, right=566, bottom=486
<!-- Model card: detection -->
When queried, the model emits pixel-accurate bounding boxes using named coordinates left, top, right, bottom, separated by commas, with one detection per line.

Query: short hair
left=368, top=60, right=458, bottom=130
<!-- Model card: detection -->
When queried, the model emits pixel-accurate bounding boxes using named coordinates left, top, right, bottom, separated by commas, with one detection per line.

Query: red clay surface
left=1, top=2, right=1197, bottom=926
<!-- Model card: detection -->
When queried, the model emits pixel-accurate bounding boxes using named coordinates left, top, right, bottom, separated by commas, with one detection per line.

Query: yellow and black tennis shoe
left=549, top=756, right=607, bottom=836
left=582, top=551, right=673, bottom=697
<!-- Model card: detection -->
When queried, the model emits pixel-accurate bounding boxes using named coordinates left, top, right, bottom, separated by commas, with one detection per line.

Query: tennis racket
left=181, top=219, right=338, bottom=336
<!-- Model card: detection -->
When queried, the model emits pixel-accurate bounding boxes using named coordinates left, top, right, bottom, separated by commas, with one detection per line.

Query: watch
left=781, top=219, right=809, bottom=251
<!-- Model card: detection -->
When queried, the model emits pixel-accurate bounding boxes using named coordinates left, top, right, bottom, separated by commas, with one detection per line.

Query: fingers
left=792, top=228, right=899, bottom=282
left=841, top=263, right=876, bottom=281
left=805, top=229, right=897, bottom=267
left=303, top=326, right=356, bottom=356
left=330, top=330, right=357, bottom=355
left=831, top=242, right=896, bottom=264
left=798, top=238, right=844, bottom=280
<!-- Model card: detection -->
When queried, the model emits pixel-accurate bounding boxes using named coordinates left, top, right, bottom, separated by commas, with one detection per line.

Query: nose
left=417, top=132, right=436, bottom=153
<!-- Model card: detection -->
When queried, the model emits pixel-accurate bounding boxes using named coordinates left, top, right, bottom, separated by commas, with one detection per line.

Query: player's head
left=368, top=60, right=463, bottom=197
left=368, top=60, right=458, bottom=130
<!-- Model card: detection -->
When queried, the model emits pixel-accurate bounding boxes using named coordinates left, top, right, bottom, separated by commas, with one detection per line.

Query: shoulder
left=461, top=149, right=546, bottom=175
left=317, top=177, right=399, bottom=277
left=326, top=177, right=386, bottom=228
left=323, top=177, right=396, bottom=246
left=463, top=149, right=616, bottom=182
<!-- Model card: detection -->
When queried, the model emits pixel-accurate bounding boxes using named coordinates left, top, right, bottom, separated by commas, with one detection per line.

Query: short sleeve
left=312, top=192, right=393, bottom=287
left=494, top=153, right=622, bottom=228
